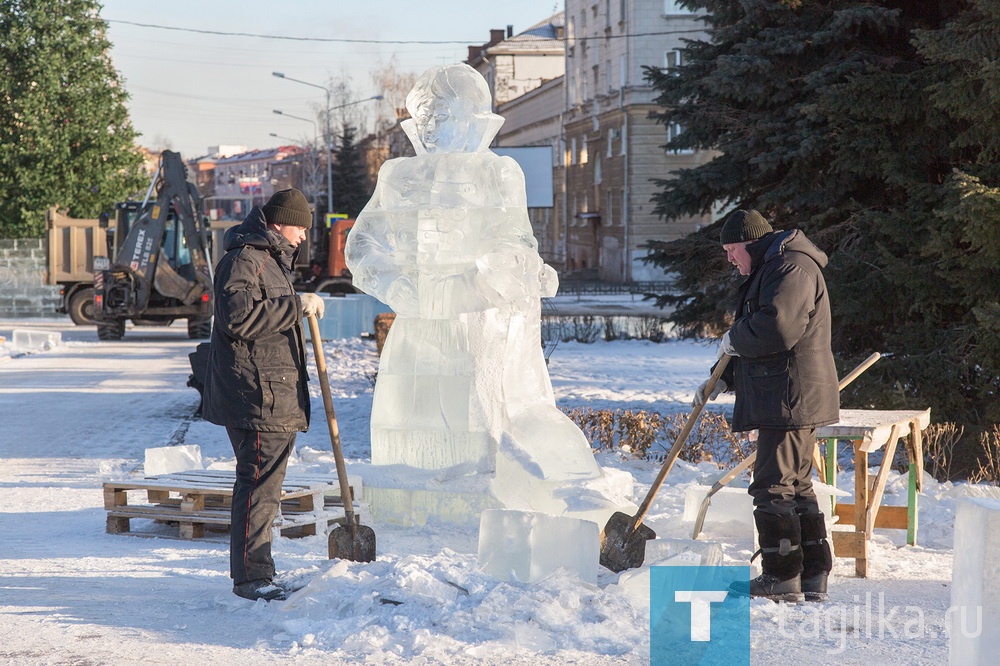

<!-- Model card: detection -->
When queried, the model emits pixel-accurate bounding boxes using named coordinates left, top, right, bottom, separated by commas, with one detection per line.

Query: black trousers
left=226, top=427, right=296, bottom=585
left=748, top=427, right=820, bottom=516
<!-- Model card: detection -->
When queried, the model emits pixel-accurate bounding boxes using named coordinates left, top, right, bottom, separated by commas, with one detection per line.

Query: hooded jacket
left=723, top=229, right=840, bottom=432
left=202, top=207, right=311, bottom=432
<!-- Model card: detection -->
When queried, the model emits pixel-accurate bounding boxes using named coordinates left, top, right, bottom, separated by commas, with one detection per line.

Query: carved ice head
left=402, top=64, right=503, bottom=154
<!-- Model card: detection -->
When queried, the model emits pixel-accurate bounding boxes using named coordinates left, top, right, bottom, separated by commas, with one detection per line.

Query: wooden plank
left=106, top=515, right=130, bottom=534
left=104, top=487, right=126, bottom=510
left=104, top=478, right=341, bottom=500
left=853, top=442, right=869, bottom=577
left=866, top=423, right=901, bottom=538
left=812, top=442, right=826, bottom=484
left=907, top=418, right=923, bottom=545
left=835, top=504, right=908, bottom=530
left=831, top=530, right=867, bottom=559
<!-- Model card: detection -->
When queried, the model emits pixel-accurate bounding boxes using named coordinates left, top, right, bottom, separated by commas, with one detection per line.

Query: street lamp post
left=272, top=71, right=382, bottom=223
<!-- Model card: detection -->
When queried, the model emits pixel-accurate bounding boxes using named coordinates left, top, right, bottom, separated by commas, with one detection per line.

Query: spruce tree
left=0, top=0, right=146, bottom=238
left=643, top=0, right=999, bottom=457
left=329, top=124, right=370, bottom=218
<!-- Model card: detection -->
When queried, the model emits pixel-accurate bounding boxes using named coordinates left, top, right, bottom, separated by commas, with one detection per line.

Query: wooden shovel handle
left=629, top=353, right=732, bottom=531
left=307, top=313, right=357, bottom=530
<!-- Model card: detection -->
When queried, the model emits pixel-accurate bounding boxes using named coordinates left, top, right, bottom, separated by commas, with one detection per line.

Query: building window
left=605, top=0, right=611, bottom=28
left=620, top=0, right=627, bottom=22
left=620, top=189, right=627, bottom=226
left=664, top=0, right=691, bottom=14
left=570, top=137, right=577, bottom=165
left=605, top=189, right=613, bottom=226
left=606, top=59, right=613, bottom=92
left=595, top=155, right=602, bottom=184
left=581, top=136, right=589, bottom=164
left=607, top=130, right=614, bottom=158
left=667, top=123, right=693, bottom=153
left=582, top=76, right=589, bottom=101
left=664, top=49, right=683, bottom=72
left=620, top=55, right=628, bottom=87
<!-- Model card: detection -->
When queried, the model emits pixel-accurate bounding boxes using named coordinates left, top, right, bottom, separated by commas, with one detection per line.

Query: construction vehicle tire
left=68, top=288, right=96, bottom=326
left=97, top=318, right=125, bottom=341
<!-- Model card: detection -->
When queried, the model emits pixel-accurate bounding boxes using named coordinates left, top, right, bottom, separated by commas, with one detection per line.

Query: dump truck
left=45, top=207, right=103, bottom=325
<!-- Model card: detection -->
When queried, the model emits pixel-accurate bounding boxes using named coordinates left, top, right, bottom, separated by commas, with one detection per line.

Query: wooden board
left=103, top=469, right=358, bottom=541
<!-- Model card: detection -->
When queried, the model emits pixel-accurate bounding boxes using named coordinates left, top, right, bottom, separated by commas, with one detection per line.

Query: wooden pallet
left=103, top=469, right=362, bottom=540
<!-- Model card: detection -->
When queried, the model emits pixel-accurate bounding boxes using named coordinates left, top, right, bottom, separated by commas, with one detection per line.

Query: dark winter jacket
left=722, top=229, right=839, bottom=432
left=202, top=207, right=311, bottom=432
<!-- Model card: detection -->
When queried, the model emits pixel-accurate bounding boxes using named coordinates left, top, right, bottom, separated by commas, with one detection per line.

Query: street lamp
left=272, top=109, right=317, bottom=138
left=268, top=132, right=299, bottom=144
left=272, top=71, right=382, bottom=221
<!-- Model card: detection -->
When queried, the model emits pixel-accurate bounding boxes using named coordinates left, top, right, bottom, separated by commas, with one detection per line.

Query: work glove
left=718, top=330, right=738, bottom=358
left=692, top=378, right=728, bottom=409
left=300, top=292, right=325, bottom=319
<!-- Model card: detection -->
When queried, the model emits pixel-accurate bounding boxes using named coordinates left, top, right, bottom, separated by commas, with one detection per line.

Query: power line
left=106, top=18, right=707, bottom=45
left=106, top=19, right=474, bottom=44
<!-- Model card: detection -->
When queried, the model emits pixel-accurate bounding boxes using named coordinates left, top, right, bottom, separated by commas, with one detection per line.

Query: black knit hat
left=719, top=209, right=772, bottom=245
left=262, top=188, right=312, bottom=229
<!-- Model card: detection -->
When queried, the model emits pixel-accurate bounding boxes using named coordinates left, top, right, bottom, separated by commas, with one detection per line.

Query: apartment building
left=467, top=14, right=568, bottom=267
left=200, top=146, right=305, bottom=222
left=562, top=0, right=713, bottom=281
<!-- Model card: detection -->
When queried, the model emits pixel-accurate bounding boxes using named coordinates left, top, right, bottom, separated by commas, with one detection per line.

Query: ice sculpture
left=346, top=64, right=632, bottom=526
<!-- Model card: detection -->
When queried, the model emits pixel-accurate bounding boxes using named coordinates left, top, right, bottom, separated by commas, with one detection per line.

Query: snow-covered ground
left=0, top=316, right=983, bottom=664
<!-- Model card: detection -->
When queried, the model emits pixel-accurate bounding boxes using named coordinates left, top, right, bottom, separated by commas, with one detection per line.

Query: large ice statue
left=346, top=64, right=631, bottom=526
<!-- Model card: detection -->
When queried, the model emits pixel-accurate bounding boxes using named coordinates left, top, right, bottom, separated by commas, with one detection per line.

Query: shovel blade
left=691, top=496, right=712, bottom=540
left=328, top=523, right=377, bottom=563
left=599, top=511, right=656, bottom=573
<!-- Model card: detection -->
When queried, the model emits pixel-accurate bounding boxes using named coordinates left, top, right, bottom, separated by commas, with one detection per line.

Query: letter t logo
left=674, top=590, right=729, bottom=641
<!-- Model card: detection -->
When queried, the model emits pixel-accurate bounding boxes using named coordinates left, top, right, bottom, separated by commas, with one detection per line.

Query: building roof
left=467, top=12, right=565, bottom=64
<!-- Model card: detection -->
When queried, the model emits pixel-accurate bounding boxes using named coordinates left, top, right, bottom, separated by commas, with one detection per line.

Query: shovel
left=306, top=314, right=376, bottom=563
left=689, top=352, right=882, bottom=540
left=599, top=353, right=732, bottom=573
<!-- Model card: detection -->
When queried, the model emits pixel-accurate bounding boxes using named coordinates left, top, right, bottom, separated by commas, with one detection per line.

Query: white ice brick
left=144, top=444, right=203, bottom=476
left=302, top=294, right=391, bottom=341
left=364, top=483, right=498, bottom=528
left=478, top=509, right=599, bottom=584
left=644, top=538, right=723, bottom=567
left=491, top=442, right=633, bottom=529
left=951, top=497, right=1000, bottom=665
left=683, top=485, right=754, bottom=527
left=11, top=329, right=61, bottom=352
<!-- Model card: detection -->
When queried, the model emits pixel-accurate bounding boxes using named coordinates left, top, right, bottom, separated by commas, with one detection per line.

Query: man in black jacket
left=694, top=209, right=839, bottom=602
left=202, top=188, right=325, bottom=601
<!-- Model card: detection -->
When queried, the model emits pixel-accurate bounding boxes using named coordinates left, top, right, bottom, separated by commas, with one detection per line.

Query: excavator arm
left=94, top=150, right=214, bottom=339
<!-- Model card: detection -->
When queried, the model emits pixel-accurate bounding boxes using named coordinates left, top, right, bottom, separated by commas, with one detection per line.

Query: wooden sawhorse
left=815, top=408, right=931, bottom=577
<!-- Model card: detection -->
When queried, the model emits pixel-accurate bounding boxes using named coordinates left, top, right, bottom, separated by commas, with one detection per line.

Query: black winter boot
left=731, top=511, right=804, bottom=603
left=798, top=511, right=833, bottom=602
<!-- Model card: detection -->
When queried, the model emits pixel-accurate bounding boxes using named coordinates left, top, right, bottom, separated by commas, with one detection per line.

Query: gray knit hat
left=262, top=188, right=312, bottom=228
left=720, top=209, right=772, bottom=245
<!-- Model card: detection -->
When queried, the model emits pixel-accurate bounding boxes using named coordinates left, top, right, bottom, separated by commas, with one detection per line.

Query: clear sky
left=99, top=0, right=562, bottom=158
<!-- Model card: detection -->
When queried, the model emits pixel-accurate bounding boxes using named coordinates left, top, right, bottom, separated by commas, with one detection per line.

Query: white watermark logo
left=775, top=592, right=982, bottom=655
left=674, top=590, right=729, bottom=641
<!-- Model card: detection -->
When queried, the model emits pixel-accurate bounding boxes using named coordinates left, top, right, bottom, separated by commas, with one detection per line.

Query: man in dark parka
left=694, top=209, right=839, bottom=603
left=202, top=188, right=325, bottom=602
